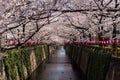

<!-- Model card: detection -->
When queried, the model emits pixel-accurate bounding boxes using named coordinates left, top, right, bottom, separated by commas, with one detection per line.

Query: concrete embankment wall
left=0, top=44, right=55, bottom=80
left=65, top=43, right=120, bottom=80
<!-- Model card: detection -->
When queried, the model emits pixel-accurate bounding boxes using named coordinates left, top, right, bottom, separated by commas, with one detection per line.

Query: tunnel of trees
left=0, top=0, right=120, bottom=48
left=0, top=0, right=120, bottom=80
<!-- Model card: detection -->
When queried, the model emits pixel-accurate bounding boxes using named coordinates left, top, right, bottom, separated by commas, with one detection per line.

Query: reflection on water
left=29, top=46, right=83, bottom=80
left=56, top=46, right=66, bottom=57
left=61, top=46, right=66, bottom=54
left=27, top=60, right=46, bottom=80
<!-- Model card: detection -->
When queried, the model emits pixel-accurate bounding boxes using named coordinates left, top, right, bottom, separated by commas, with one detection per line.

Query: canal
left=29, top=46, right=84, bottom=80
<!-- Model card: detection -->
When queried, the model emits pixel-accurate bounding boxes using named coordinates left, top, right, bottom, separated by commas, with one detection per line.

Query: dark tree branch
left=93, top=0, right=102, bottom=11
left=51, top=8, right=120, bottom=12
left=2, top=20, right=30, bottom=34
left=104, top=0, right=113, bottom=9
left=70, top=23, right=89, bottom=30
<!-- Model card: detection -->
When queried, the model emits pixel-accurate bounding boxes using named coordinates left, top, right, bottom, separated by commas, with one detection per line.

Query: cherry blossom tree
left=0, top=0, right=120, bottom=49
left=0, top=0, right=67, bottom=49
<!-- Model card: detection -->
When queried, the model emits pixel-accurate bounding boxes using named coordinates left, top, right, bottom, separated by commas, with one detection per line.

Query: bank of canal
left=29, top=46, right=84, bottom=80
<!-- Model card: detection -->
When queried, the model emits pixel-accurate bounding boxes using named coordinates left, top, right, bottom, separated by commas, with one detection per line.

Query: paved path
left=30, top=46, right=83, bottom=80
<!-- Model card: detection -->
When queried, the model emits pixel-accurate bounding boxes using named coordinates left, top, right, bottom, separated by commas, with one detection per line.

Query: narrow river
left=29, top=46, right=84, bottom=80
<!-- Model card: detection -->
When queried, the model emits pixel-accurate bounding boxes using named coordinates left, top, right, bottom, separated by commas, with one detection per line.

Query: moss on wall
left=4, top=48, right=31, bottom=80
left=65, top=44, right=112, bottom=80
left=35, top=46, right=42, bottom=65
left=4, top=50, right=18, bottom=80
left=3, top=44, right=50, bottom=80
left=44, top=45, right=49, bottom=56
left=21, top=48, right=31, bottom=76
left=87, top=48, right=111, bottom=80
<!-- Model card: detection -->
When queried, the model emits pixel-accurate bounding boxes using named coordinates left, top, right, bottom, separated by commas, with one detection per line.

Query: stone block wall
left=0, top=44, right=53, bottom=80
left=65, top=44, right=114, bottom=80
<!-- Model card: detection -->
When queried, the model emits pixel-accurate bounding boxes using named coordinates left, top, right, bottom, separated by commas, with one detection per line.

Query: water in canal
left=29, top=46, right=84, bottom=80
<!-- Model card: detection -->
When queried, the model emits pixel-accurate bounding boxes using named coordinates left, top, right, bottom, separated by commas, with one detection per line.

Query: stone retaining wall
left=0, top=44, right=54, bottom=80
left=65, top=44, right=120, bottom=80
left=105, top=56, right=120, bottom=80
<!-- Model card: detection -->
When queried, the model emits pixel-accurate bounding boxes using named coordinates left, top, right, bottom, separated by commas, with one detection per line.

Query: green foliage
left=14, top=50, right=25, bottom=80
left=65, top=44, right=112, bottom=80
left=21, top=48, right=31, bottom=75
left=42, top=45, right=45, bottom=58
left=35, top=45, right=42, bottom=64
left=35, top=44, right=49, bottom=65
left=4, top=48, right=32, bottom=80
left=3, top=44, right=51, bottom=80
left=87, top=48, right=111, bottom=80
left=44, top=45, right=49, bottom=56
left=4, top=50, right=18, bottom=80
